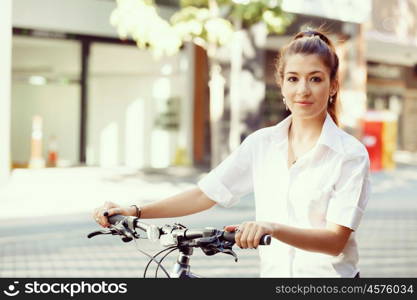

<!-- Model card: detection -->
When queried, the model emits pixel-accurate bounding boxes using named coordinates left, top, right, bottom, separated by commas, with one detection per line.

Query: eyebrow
left=285, top=71, right=324, bottom=75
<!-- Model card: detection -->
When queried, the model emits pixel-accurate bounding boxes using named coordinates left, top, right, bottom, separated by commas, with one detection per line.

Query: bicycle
left=87, top=215, right=271, bottom=278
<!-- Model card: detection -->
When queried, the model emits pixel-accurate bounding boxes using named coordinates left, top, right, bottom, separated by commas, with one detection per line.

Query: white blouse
left=198, top=113, right=371, bottom=277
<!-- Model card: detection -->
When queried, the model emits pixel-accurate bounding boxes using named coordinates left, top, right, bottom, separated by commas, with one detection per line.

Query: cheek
left=319, top=90, right=329, bottom=100
left=281, top=83, right=295, bottom=97
left=314, top=85, right=331, bottom=100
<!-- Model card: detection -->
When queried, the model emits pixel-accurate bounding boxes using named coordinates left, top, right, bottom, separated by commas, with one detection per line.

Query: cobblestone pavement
left=0, top=164, right=416, bottom=278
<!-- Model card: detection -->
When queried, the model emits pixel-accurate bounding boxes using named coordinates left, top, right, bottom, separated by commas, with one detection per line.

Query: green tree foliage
left=111, top=0, right=293, bottom=56
left=171, top=6, right=234, bottom=47
left=177, top=0, right=293, bottom=33
left=111, top=0, right=182, bottom=57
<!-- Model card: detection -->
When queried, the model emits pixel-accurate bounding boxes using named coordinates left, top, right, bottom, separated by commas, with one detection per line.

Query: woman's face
left=280, top=54, right=336, bottom=120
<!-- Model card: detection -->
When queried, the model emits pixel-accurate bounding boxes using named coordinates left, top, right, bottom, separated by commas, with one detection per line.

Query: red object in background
left=362, top=120, right=383, bottom=171
left=47, top=151, right=58, bottom=167
left=47, top=135, right=58, bottom=167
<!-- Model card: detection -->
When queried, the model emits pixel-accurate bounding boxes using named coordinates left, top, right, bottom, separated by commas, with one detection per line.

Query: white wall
left=12, top=0, right=118, bottom=37
left=0, top=0, right=12, bottom=184
left=12, top=0, right=176, bottom=38
left=88, top=43, right=193, bottom=168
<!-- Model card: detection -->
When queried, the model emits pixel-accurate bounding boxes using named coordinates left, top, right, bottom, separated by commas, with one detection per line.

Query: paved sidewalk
left=355, top=163, right=417, bottom=277
left=0, top=166, right=205, bottom=220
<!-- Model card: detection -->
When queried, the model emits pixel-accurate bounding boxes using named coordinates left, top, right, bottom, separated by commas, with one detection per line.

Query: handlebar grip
left=222, top=231, right=235, bottom=242
left=261, top=235, right=272, bottom=245
left=108, top=214, right=125, bottom=225
left=223, top=231, right=271, bottom=245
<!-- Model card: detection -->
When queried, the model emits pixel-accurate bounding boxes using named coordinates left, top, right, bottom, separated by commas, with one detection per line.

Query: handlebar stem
left=170, top=247, right=193, bottom=278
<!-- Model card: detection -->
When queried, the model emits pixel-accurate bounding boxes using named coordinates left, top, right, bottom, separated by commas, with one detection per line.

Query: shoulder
left=336, top=128, right=369, bottom=163
left=330, top=129, right=371, bottom=187
left=241, top=125, right=278, bottom=146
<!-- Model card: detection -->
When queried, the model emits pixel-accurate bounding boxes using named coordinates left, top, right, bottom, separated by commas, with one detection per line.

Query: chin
left=291, top=109, right=326, bottom=120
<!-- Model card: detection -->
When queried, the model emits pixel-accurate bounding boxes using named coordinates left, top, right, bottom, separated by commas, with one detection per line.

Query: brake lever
left=110, top=221, right=139, bottom=242
left=88, top=218, right=139, bottom=242
left=87, top=226, right=129, bottom=239
left=87, top=229, right=113, bottom=238
left=220, top=248, right=238, bottom=262
left=197, top=236, right=238, bottom=262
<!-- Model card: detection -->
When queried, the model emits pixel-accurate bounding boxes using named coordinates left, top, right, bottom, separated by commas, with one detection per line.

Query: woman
left=93, top=30, right=370, bottom=278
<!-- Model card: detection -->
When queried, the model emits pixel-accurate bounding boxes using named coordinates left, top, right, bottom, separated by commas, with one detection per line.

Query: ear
left=330, top=79, right=339, bottom=96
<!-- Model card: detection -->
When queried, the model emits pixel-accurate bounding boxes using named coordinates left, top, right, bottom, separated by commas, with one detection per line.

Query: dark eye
left=310, top=76, right=322, bottom=82
left=287, top=76, right=298, bottom=82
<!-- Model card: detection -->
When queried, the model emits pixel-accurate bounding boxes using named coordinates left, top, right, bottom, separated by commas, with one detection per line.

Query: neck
left=290, top=112, right=326, bottom=143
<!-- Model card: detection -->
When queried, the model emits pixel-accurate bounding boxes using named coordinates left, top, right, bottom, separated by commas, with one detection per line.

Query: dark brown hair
left=276, top=29, right=340, bottom=126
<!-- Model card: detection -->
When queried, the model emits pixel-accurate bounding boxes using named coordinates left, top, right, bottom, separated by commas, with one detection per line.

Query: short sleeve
left=197, top=134, right=255, bottom=208
left=326, top=154, right=371, bottom=231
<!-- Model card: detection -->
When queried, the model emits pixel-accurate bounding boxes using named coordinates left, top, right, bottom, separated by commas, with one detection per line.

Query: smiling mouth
left=295, top=102, right=313, bottom=105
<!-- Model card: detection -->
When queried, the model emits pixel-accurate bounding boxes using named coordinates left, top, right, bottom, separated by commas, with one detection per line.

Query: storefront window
left=11, top=36, right=81, bottom=168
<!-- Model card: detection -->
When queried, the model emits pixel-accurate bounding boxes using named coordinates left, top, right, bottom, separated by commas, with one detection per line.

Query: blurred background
left=0, top=0, right=416, bottom=277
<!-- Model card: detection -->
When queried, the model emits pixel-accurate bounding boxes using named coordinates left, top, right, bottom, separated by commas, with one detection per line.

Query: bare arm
left=225, top=221, right=352, bottom=256
left=140, top=187, right=216, bottom=219
left=271, top=222, right=352, bottom=256
left=93, top=187, right=216, bottom=227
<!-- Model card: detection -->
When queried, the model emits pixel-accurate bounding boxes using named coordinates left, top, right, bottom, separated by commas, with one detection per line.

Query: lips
left=295, top=101, right=313, bottom=104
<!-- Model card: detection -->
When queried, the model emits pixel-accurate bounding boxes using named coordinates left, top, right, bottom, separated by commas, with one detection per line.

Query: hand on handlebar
left=224, top=221, right=275, bottom=249
left=92, top=201, right=135, bottom=228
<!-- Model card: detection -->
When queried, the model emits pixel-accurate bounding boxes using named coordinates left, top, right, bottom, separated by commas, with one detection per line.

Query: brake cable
left=132, top=238, right=173, bottom=278
left=155, top=247, right=179, bottom=278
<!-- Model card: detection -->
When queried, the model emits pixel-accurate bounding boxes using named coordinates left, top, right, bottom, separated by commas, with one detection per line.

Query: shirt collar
left=317, top=113, right=344, bottom=154
left=271, top=113, right=344, bottom=154
left=270, top=114, right=292, bottom=147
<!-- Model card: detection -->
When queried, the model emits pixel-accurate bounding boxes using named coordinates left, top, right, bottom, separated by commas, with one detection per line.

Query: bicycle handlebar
left=107, top=214, right=271, bottom=246
left=88, top=214, right=272, bottom=276
left=108, top=214, right=124, bottom=224
left=222, top=230, right=271, bottom=245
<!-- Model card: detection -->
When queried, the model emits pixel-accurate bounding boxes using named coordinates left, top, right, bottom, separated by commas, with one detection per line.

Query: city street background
left=0, top=162, right=416, bottom=278
left=2, top=0, right=417, bottom=280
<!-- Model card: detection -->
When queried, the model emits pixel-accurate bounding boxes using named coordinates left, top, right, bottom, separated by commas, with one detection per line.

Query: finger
left=239, top=224, right=251, bottom=249
left=101, top=207, right=123, bottom=227
left=105, top=207, right=123, bottom=217
left=253, top=228, right=264, bottom=249
left=246, top=227, right=257, bottom=249
left=234, top=224, right=243, bottom=248
left=93, top=207, right=106, bottom=226
left=98, top=212, right=109, bottom=227
left=224, top=225, right=239, bottom=232
left=92, top=204, right=107, bottom=227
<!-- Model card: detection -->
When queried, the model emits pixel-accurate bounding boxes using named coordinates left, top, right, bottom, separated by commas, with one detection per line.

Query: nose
left=296, top=79, right=311, bottom=96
